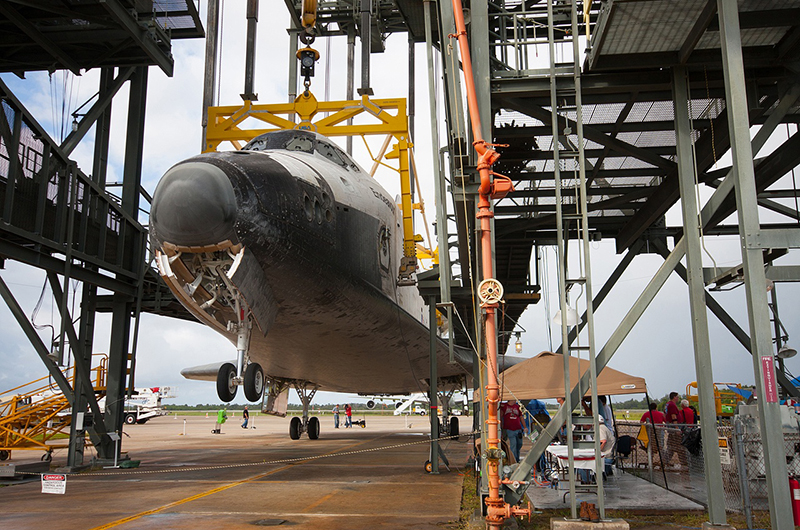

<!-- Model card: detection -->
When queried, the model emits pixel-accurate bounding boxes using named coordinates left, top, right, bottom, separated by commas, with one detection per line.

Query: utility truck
left=115, top=387, right=176, bottom=425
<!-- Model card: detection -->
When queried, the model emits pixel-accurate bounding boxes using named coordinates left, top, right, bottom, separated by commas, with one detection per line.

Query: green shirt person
left=217, top=409, right=227, bottom=424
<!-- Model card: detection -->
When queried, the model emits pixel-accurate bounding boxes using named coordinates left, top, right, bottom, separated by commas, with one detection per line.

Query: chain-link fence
left=611, top=419, right=798, bottom=515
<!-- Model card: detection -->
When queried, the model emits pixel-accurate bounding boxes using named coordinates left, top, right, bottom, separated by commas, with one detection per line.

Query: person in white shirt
left=598, top=416, right=616, bottom=477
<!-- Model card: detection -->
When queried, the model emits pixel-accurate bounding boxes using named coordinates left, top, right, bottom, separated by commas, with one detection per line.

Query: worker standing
left=214, top=408, right=227, bottom=434
left=241, top=406, right=250, bottom=429
left=500, top=399, right=524, bottom=462
left=332, top=404, right=340, bottom=428
left=345, top=404, right=352, bottom=428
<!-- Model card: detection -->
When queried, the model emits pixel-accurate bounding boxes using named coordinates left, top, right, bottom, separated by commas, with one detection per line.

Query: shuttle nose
left=151, top=161, right=238, bottom=248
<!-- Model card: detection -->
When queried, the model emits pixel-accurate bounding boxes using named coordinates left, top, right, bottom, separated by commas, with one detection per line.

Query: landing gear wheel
left=424, top=460, right=433, bottom=473
left=124, top=414, right=136, bottom=425
left=308, top=416, right=320, bottom=440
left=216, top=362, right=237, bottom=402
left=289, top=417, right=302, bottom=440
left=243, top=363, right=264, bottom=402
left=360, top=422, right=366, bottom=429
left=42, top=452, right=52, bottom=463
left=449, top=417, right=459, bottom=439
left=0, top=450, right=8, bottom=461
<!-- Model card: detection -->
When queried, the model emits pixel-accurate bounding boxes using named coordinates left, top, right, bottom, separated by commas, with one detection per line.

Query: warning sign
left=761, top=356, right=778, bottom=403
left=718, top=437, right=731, bottom=466
left=41, top=474, right=66, bottom=495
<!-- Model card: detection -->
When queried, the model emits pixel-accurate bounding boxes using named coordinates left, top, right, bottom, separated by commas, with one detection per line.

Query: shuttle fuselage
left=150, top=130, right=468, bottom=397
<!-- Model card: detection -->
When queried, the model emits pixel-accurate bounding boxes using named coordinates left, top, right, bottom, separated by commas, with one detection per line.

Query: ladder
left=548, top=0, right=605, bottom=519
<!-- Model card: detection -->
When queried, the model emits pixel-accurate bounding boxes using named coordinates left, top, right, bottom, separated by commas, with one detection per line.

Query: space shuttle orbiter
left=149, top=130, right=472, bottom=439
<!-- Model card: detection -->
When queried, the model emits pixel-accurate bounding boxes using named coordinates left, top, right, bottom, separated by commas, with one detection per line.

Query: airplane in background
left=149, top=129, right=475, bottom=440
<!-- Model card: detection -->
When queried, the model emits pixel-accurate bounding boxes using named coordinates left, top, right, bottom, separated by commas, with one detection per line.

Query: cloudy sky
left=1, top=2, right=798, bottom=408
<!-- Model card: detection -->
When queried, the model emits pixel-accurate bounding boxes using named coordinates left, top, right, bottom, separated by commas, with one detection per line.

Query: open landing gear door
left=262, top=381, right=290, bottom=417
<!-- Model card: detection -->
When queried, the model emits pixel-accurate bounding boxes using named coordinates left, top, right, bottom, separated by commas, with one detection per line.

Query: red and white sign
left=761, top=356, right=778, bottom=403
left=41, top=474, right=66, bottom=494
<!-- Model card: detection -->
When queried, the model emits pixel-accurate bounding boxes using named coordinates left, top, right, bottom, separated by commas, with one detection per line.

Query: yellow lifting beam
left=204, top=90, right=418, bottom=284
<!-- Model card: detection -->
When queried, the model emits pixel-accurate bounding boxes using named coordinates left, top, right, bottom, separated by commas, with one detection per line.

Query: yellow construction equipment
left=0, top=356, right=107, bottom=461
left=205, top=91, right=421, bottom=285
left=685, top=381, right=744, bottom=418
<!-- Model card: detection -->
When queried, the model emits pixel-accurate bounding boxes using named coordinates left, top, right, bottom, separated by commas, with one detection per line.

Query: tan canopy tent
left=499, top=351, right=647, bottom=400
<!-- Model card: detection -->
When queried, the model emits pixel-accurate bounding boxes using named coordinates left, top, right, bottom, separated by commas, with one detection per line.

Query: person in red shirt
left=665, top=392, right=681, bottom=424
left=500, top=399, right=524, bottom=462
left=640, top=403, right=665, bottom=424
left=663, top=392, right=687, bottom=468
left=680, top=399, right=695, bottom=424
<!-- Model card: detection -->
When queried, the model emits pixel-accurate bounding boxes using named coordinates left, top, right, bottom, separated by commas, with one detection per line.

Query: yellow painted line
left=88, top=438, right=373, bottom=530
left=301, top=491, right=336, bottom=513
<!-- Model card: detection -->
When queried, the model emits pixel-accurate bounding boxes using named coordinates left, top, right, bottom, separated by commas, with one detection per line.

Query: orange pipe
left=448, top=2, right=527, bottom=528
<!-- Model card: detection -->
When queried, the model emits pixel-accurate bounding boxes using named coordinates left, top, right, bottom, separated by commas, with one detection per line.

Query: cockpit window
left=316, top=141, right=345, bottom=167
left=243, top=131, right=360, bottom=171
left=284, top=136, right=314, bottom=153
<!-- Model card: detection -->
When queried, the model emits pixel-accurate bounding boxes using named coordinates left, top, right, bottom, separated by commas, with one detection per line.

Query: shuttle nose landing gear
left=289, top=383, right=319, bottom=440
left=217, top=310, right=264, bottom=403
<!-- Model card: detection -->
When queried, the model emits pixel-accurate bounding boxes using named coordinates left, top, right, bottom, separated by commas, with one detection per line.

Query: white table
left=546, top=445, right=598, bottom=470
left=546, top=445, right=601, bottom=502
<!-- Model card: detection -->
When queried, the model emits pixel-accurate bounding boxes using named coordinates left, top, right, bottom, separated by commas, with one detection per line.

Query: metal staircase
left=547, top=0, right=605, bottom=519
left=0, top=357, right=107, bottom=461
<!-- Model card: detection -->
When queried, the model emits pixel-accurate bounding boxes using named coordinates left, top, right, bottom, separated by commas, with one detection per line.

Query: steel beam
left=673, top=65, right=727, bottom=525
left=242, top=0, right=259, bottom=101
left=346, top=26, right=355, bottom=154
left=0, top=241, right=137, bottom=296
left=655, top=240, right=800, bottom=401
left=556, top=238, right=645, bottom=354
left=121, top=66, right=147, bottom=218
left=100, top=0, right=173, bottom=76
left=60, top=67, right=134, bottom=156
left=202, top=0, right=220, bottom=151
left=428, top=295, right=439, bottom=474
left=497, top=98, right=676, bottom=172
left=358, top=0, right=372, bottom=95
left=46, top=273, right=107, bottom=448
left=717, top=2, right=793, bottom=527
left=0, top=2, right=81, bottom=74
left=92, top=68, right=114, bottom=187
left=425, top=0, right=454, bottom=365
left=471, top=0, right=491, bottom=141
left=0, top=276, right=74, bottom=404
left=505, top=237, right=688, bottom=505
left=766, top=265, right=800, bottom=282
left=679, top=0, right=718, bottom=64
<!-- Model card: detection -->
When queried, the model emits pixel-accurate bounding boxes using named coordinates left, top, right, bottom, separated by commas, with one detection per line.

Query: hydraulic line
left=448, top=1, right=529, bottom=528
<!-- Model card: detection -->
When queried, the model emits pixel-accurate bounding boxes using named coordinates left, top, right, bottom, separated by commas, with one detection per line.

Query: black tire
left=289, top=417, right=302, bottom=440
left=424, top=460, right=433, bottom=473
left=0, top=450, right=8, bottom=461
left=216, top=363, right=237, bottom=402
left=42, top=452, right=52, bottom=462
left=243, top=363, right=264, bottom=402
left=449, top=416, right=459, bottom=439
left=308, top=416, right=320, bottom=440
left=124, top=414, right=136, bottom=425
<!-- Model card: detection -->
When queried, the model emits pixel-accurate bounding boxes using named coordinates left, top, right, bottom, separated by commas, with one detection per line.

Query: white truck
left=119, top=387, right=175, bottom=425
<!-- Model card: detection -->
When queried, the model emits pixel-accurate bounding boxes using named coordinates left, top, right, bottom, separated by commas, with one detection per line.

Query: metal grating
left=600, top=1, right=704, bottom=55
